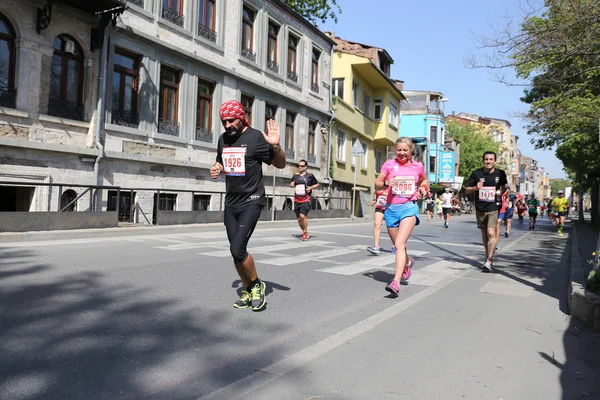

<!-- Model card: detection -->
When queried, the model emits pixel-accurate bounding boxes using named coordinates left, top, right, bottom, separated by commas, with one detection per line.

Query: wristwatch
left=272, top=143, right=281, bottom=152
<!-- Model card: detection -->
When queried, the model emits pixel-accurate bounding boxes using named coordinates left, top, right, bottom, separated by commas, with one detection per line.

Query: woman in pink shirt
left=375, top=137, right=429, bottom=297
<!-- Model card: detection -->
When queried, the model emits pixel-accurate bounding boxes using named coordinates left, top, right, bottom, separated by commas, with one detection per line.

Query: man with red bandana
left=210, top=100, right=286, bottom=311
left=375, top=137, right=429, bottom=297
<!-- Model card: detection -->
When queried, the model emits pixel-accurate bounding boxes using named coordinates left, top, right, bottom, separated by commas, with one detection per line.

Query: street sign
left=351, top=140, right=365, bottom=157
left=439, top=151, right=455, bottom=182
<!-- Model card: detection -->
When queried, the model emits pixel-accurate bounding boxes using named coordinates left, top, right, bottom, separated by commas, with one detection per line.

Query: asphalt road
left=1, top=213, right=598, bottom=400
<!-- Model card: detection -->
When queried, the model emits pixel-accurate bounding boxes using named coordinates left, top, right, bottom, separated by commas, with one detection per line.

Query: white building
left=0, top=0, right=333, bottom=224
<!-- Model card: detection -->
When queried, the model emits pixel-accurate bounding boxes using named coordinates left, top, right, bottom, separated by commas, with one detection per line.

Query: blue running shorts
left=384, top=201, right=420, bottom=228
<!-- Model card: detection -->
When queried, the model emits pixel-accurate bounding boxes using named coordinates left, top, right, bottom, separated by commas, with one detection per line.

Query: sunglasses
left=299, top=164, right=307, bottom=167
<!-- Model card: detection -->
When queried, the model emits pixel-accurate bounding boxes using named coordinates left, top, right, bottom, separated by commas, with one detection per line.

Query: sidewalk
left=569, top=220, right=600, bottom=330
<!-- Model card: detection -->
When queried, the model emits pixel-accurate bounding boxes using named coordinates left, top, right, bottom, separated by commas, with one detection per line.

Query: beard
left=225, top=122, right=244, bottom=136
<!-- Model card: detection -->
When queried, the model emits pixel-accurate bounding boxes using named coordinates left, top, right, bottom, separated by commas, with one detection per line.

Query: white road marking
left=199, top=240, right=335, bottom=257
left=310, top=230, right=482, bottom=248
left=197, top=261, right=473, bottom=400
left=154, top=236, right=297, bottom=251
left=316, top=250, right=431, bottom=275
left=261, top=248, right=361, bottom=266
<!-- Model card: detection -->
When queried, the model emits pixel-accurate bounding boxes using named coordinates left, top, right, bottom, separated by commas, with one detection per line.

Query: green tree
left=445, top=121, right=501, bottom=180
left=283, top=0, right=341, bottom=25
left=549, top=178, right=571, bottom=196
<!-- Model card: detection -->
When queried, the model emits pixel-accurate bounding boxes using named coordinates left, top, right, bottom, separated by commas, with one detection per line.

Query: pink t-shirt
left=380, top=159, right=425, bottom=205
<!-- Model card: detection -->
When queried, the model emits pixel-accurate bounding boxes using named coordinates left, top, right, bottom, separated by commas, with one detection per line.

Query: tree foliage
left=549, top=178, right=571, bottom=196
left=283, top=0, right=341, bottom=25
left=445, top=121, right=501, bottom=179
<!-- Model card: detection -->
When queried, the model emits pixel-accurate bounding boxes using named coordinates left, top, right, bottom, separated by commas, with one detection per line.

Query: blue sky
left=319, top=0, right=567, bottom=179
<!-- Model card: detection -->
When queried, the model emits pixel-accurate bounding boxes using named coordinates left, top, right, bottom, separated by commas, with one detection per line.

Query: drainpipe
left=93, top=24, right=109, bottom=211
left=325, top=46, right=335, bottom=185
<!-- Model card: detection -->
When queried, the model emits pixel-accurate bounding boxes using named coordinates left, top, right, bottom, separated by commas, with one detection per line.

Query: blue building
left=397, top=89, right=458, bottom=186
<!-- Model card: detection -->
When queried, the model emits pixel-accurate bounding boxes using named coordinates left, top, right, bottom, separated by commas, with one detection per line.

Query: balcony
left=111, top=109, right=139, bottom=128
left=162, top=6, right=184, bottom=27
left=287, top=71, right=298, bottom=82
left=307, top=154, right=316, bottom=164
left=48, top=100, right=84, bottom=121
left=0, top=87, right=16, bottom=109
left=198, top=24, right=217, bottom=42
left=128, top=0, right=143, bottom=7
left=158, top=118, right=180, bottom=136
left=241, top=47, right=257, bottom=62
left=310, top=82, right=319, bottom=93
left=267, top=60, right=279, bottom=73
left=284, top=148, right=295, bottom=159
left=195, top=127, right=213, bottom=143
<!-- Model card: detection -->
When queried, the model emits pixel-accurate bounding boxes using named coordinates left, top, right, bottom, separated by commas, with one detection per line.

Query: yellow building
left=325, top=33, right=405, bottom=216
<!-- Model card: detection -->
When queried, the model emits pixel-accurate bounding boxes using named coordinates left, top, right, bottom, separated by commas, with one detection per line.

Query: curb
left=568, top=224, right=600, bottom=330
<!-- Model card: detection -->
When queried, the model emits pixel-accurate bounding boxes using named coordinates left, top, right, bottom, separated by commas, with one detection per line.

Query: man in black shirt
left=465, top=151, right=508, bottom=272
left=210, top=100, right=286, bottom=311
left=290, top=160, right=319, bottom=240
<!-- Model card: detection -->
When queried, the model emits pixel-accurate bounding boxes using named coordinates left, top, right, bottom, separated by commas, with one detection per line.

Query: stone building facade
left=0, top=0, right=333, bottom=223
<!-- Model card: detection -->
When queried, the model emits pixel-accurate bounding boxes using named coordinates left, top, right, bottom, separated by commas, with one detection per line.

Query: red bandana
left=219, top=100, right=249, bottom=126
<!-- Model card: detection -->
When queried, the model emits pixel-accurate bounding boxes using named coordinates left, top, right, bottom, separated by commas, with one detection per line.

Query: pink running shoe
left=385, top=279, right=400, bottom=297
left=402, top=257, right=414, bottom=281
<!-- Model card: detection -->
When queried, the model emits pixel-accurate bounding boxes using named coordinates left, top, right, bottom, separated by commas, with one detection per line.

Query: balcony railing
left=284, top=148, right=295, bottom=159
left=241, top=47, right=257, bottom=62
left=310, top=83, right=319, bottom=93
left=0, top=87, right=16, bottom=109
left=158, top=118, right=180, bottom=136
left=48, top=100, right=84, bottom=121
left=307, top=154, right=316, bottom=164
left=267, top=60, right=279, bottom=73
left=287, top=71, right=298, bottom=82
left=195, top=127, right=213, bottom=143
left=129, top=0, right=144, bottom=7
left=198, top=24, right=217, bottom=42
left=111, top=109, right=139, bottom=128
left=162, top=6, right=184, bottom=27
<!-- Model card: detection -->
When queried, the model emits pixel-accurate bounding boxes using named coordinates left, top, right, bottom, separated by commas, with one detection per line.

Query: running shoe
left=402, top=257, right=414, bottom=281
left=233, top=290, right=251, bottom=309
left=385, top=279, right=400, bottom=297
left=444, top=223, right=448, bottom=228
left=391, top=246, right=396, bottom=254
left=504, top=232, right=509, bottom=238
left=559, top=232, right=564, bottom=237
left=482, top=260, right=493, bottom=273
left=250, top=280, right=266, bottom=311
left=300, top=232, right=311, bottom=241
left=367, top=246, right=380, bottom=255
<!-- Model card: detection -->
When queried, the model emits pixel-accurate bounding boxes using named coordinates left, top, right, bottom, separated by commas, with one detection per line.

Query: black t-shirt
left=466, top=168, right=508, bottom=212
left=216, top=127, right=274, bottom=207
left=290, top=173, right=318, bottom=203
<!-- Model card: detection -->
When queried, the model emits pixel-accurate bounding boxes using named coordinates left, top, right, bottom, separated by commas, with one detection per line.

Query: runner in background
left=290, top=159, right=319, bottom=241
left=441, top=188, right=453, bottom=228
left=517, top=198, right=528, bottom=223
left=503, top=188, right=516, bottom=237
left=527, top=193, right=540, bottom=230
left=367, top=186, right=392, bottom=255
left=425, top=190, right=435, bottom=221
left=551, top=190, right=569, bottom=237
left=435, top=194, right=443, bottom=221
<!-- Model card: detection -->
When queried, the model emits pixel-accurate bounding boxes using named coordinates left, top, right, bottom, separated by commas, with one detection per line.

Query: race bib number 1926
left=222, top=147, right=246, bottom=176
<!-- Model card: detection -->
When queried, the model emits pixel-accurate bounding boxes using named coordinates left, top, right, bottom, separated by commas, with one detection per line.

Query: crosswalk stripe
left=154, top=236, right=297, bottom=251
left=199, top=240, right=335, bottom=257
left=261, top=248, right=361, bottom=266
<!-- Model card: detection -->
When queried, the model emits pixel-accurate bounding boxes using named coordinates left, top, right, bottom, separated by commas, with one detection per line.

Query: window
left=429, top=95, right=440, bottom=113
left=287, top=34, right=299, bottom=82
left=429, top=156, right=436, bottom=174
left=240, top=93, right=254, bottom=125
left=308, top=120, right=317, bottom=162
left=285, top=110, right=296, bottom=158
left=193, top=194, right=211, bottom=211
left=380, top=60, right=390, bottom=76
left=429, top=125, right=437, bottom=142
left=352, top=81, right=359, bottom=106
left=311, top=47, right=320, bottom=92
left=265, top=103, right=277, bottom=131
left=49, top=35, right=84, bottom=120
left=112, top=48, right=139, bottom=127
left=267, top=21, right=279, bottom=73
left=198, top=0, right=216, bottom=41
left=375, top=149, right=383, bottom=172
left=362, top=91, right=371, bottom=118
left=331, top=78, right=344, bottom=99
left=337, top=129, right=346, bottom=162
left=195, top=79, right=214, bottom=142
left=388, top=102, right=398, bottom=127
left=241, top=6, right=256, bottom=61
left=162, top=0, right=184, bottom=26
left=0, top=13, right=16, bottom=109
left=352, top=138, right=367, bottom=168
left=373, top=98, right=382, bottom=120
left=158, top=65, right=181, bottom=136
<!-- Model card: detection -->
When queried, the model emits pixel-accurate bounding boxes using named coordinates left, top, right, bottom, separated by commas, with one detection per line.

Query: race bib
left=375, top=195, right=387, bottom=208
left=222, top=147, right=246, bottom=176
left=391, top=176, right=415, bottom=196
left=295, top=184, right=306, bottom=196
left=479, top=186, right=495, bottom=202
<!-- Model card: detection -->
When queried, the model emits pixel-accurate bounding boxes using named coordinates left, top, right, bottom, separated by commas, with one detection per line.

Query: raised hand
left=263, top=119, right=281, bottom=147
